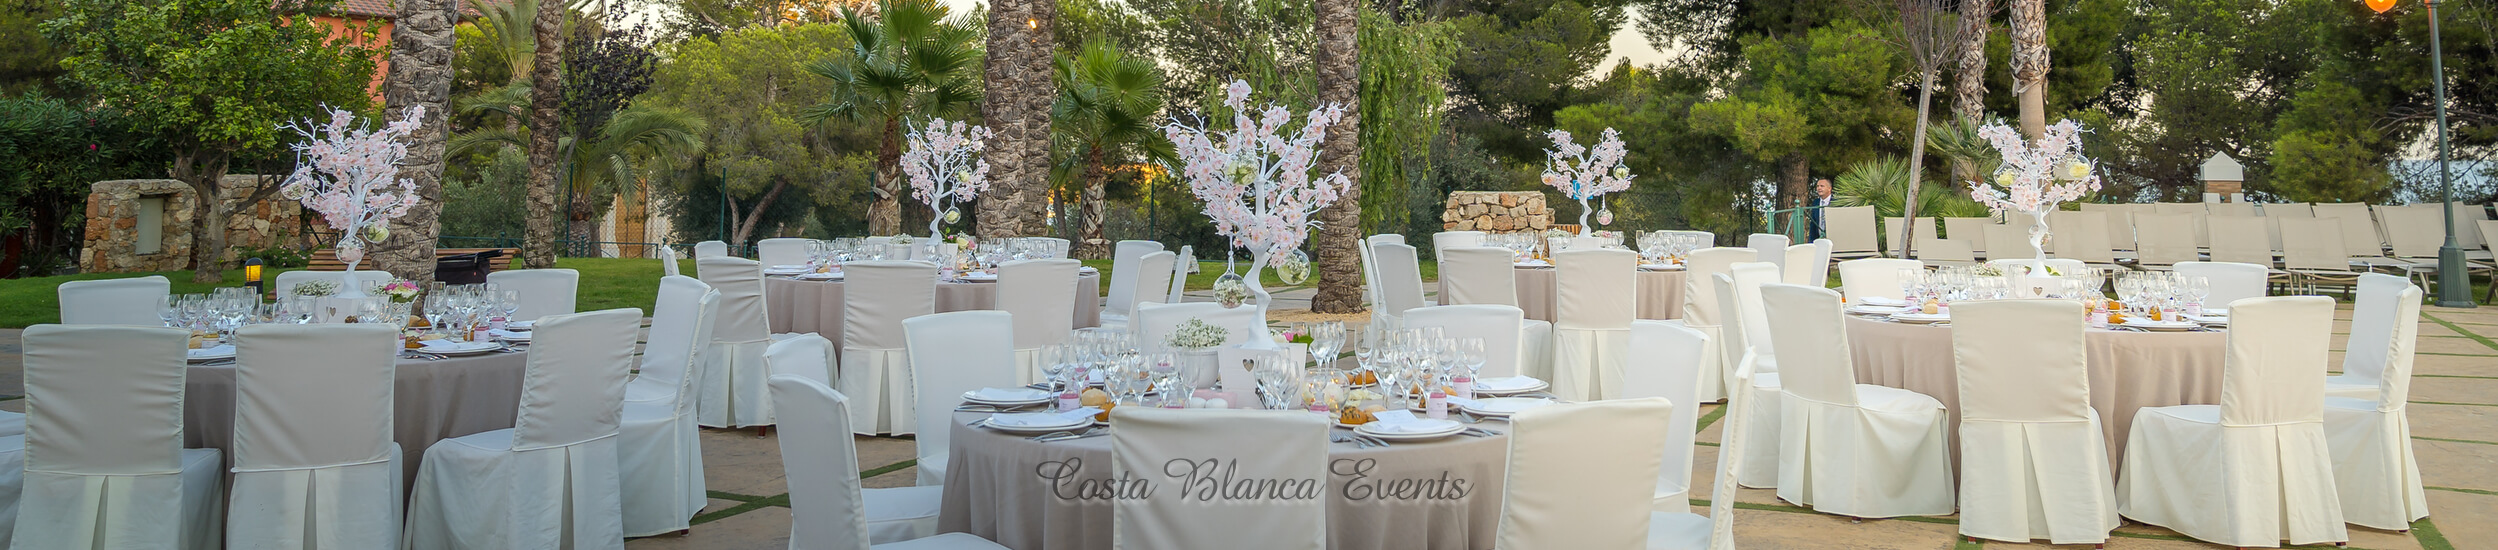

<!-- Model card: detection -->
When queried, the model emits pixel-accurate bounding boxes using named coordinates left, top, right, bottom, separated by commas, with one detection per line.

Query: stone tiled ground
left=5, top=285, right=2489, bottom=549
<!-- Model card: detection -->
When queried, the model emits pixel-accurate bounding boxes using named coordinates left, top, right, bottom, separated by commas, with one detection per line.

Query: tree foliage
left=644, top=22, right=878, bottom=245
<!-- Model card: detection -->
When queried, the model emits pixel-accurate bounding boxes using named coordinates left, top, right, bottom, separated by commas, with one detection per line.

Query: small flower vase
left=1178, top=348, right=1220, bottom=390
left=334, top=243, right=369, bottom=299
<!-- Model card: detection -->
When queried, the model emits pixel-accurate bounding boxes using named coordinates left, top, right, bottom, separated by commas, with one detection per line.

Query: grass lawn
left=0, top=256, right=1444, bottom=328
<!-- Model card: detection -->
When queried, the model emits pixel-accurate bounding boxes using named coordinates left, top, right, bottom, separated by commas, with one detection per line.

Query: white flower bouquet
left=1165, top=318, right=1229, bottom=349
left=292, top=280, right=339, bottom=298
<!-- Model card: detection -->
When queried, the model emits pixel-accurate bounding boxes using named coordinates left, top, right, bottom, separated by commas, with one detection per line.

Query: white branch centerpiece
left=1163, top=80, right=1353, bottom=311
left=900, top=117, right=994, bottom=238
left=279, top=105, right=427, bottom=298
left=1967, top=119, right=2101, bottom=274
left=1540, top=128, right=1634, bottom=235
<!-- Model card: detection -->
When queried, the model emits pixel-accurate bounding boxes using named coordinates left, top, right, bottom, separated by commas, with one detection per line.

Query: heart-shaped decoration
left=2366, top=0, right=2398, bottom=13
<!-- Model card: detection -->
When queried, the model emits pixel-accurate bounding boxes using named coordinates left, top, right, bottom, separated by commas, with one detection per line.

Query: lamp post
left=2373, top=0, right=2477, bottom=307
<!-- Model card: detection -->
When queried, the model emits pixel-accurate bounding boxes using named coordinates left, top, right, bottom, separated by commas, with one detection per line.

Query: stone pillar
left=1440, top=191, right=1552, bottom=232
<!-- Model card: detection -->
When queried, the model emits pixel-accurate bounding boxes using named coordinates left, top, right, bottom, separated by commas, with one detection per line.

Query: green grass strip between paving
left=2414, top=516, right=2457, bottom=550
left=2427, top=485, right=2498, bottom=497
left=2420, top=312, right=2498, bottom=351
left=2415, top=435, right=2498, bottom=446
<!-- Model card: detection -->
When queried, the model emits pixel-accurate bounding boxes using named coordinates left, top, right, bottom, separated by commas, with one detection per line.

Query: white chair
left=1716, top=263, right=1785, bottom=489
left=1097, top=240, right=1165, bottom=329
left=904, top=311, right=1018, bottom=487
left=11, top=325, right=222, bottom=549
left=1492, top=398, right=1674, bottom=549
left=2133, top=213, right=2200, bottom=268
left=1810, top=238, right=1835, bottom=281
left=2208, top=216, right=2278, bottom=267
left=1403, top=305, right=1529, bottom=378
left=1431, top=230, right=1485, bottom=257
left=768, top=375, right=989, bottom=549
left=1624, top=321, right=1708, bottom=510
left=225, top=323, right=401, bottom=548
left=1135, top=302, right=1266, bottom=350
left=1884, top=217, right=1937, bottom=257
left=1780, top=244, right=1818, bottom=286
left=2173, top=261, right=2269, bottom=308
left=694, top=240, right=730, bottom=258
left=766, top=333, right=837, bottom=386
left=1126, top=252, right=1177, bottom=319
left=2312, top=202, right=2385, bottom=257
left=1824, top=206, right=1880, bottom=259
left=2049, top=211, right=2124, bottom=268
left=271, top=270, right=349, bottom=299
left=1110, top=408, right=1327, bottom=550
left=696, top=255, right=776, bottom=428
left=1359, top=234, right=1405, bottom=315
left=1984, top=222, right=2036, bottom=262
left=1950, top=300, right=2118, bottom=544
left=839, top=261, right=938, bottom=435
left=1647, top=351, right=1757, bottom=549
left=0, top=436, right=19, bottom=548
left=405, top=308, right=638, bottom=549
left=2282, top=218, right=2367, bottom=294
left=1677, top=247, right=1755, bottom=404
left=758, top=237, right=814, bottom=267
left=1028, top=237, right=1073, bottom=259
left=1760, top=283, right=1954, bottom=517
left=2155, top=202, right=2213, bottom=249
left=1942, top=217, right=1995, bottom=257
left=2321, top=277, right=2429, bottom=532
left=2327, top=274, right=2420, bottom=401
left=656, top=244, right=682, bottom=277
left=1836, top=258, right=1922, bottom=301
left=1163, top=245, right=1194, bottom=304
left=620, top=276, right=720, bottom=537
left=2082, top=202, right=2131, bottom=249
left=1550, top=249, right=1637, bottom=401
left=1373, top=243, right=1432, bottom=321
left=1437, top=247, right=1556, bottom=378
left=2118, top=296, right=2349, bottom=547
left=2381, top=209, right=2476, bottom=291
left=56, top=275, right=169, bottom=326
left=999, top=259, right=1080, bottom=385
left=1913, top=238, right=1978, bottom=266
left=1745, top=233, right=1790, bottom=271
left=487, top=268, right=581, bottom=322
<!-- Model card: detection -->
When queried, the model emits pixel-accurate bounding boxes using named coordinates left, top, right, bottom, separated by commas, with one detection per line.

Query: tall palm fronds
left=469, top=0, right=589, bottom=85
left=450, top=98, right=706, bottom=218
left=802, top=0, right=984, bottom=235
left=1925, top=116, right=2002, bottom=187
left=1833, top=156, right=1990, bottom=219
left=1053, top=39, right=1169, bottom=259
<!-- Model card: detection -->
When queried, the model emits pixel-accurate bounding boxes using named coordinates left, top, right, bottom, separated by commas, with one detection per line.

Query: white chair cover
left=1098, top=241, right=1165, bottom=328
left=1029, top=237, right=1073, bottom=259
left=2323, top=278, right=2428, bottom=531
left=1761, top=284, right=1954, bottom=517
left=657, top=245, right=682, bottom=277
left=1373, top=243, right=1431, bottom=320
left=1359, top=234, right=1405, bottom=315
left=1825, top=206, right=1880, bottom=258
left=0, top=436, right=20, bottom=548
left=2118, top=296, right=2349, bottom=547
left=1718, top=264, right=1786, bottom=489
left=405, top=308, right=637, bottom=549
left=1745, top=234, right=1789, bottom=270
left=1678, top=247, right=1754, bottom=404
left=1623, top=321, right=1707, bottom=509
left=2173, top=261, right=2269, bottom=307
left=1126, top=252, right=1177, bottom=321
left=227, top=323, right=402, bottom=549
left=766, top=334, right=837, bottom=386
left=1437, top=247, right=1555, bottom=379
left=56, top=276, right=169, bottom=326
left=620, top=276, right=720, bottom=537
left=488, top=268, right=581, bottom=322
left=271, top=270, right=349, bottom=300
left=1431, top=230, right=1485, bottom=257
left=758, top=238, right=814, bottom=267
left=999, top=259, right=1081, bottom=385
left=1649, top=352, right=1756, bottom=549
left=1164, top=246, right=1194, bottom=304
left=768, top=375, right=997, bottom=549
left=905, top=311, right=1018, bottom=486
left=839, top=261, right=938, bottom=435
left=1779, top=244, right=1817, bottom=286
left=2328, top=274, right=2420, bottom=400
left=1135, top=302, right=1267, bottom=350
left=1402, top=305, right=1528, bottom=378
left=1550, top=249, right=1636, bottom=401
left=1950, top=299, right=2118, bottom=544
left=1110, top=408, right=1328, bottom=550
left=696, top=256, right=775, bottom=428
left=1493, top=398, right=1673, bottom=549
left=694, top=240, right=729, bottom=259
left=1810, top=238, right=1834, bottom=281
left=13, top=325, right=222, bottom=549
left=1836, top=258, right=1922, bottom=301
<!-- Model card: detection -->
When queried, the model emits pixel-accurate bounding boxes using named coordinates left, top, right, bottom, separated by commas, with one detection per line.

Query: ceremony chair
left=1950, top=300, right=2117, bottom=544
left=2321, top=277, right=2429, bottom=531
left=1549, top=249, right=1637, bottom=401
left=1359, top=234, right=1405, bottom=317
left=1096, top=240, right=1165, bottom=330
left=1111, top=408, right=1328, bottom=550
left=404, top=308, right=639, bottom=549
left=1715, top=262, right=1784, bottom=488
left=838, top=261, right=937, bottom=435
left=766, top=333, right=836, bottom=386
left=1404, top=305, right=1531, bottom=379
left=1646, top=351, right=1758, bottom=549
left=1745, top=234, right=1790, bottom=272
left=1373, top=243, right=1432, bottom=321
left=904, top=311, right=1018, bottom=487
left=1432, top=230, right=1486, bottom=257
left=999, top=259, right=1080, bottom=385
left=1435, top=246, right=1553, bottom=379
left=2327, top=274, right=2420, bottom=401
left=488, top=268, right=580, bottom=322
left=10, top=325, right=222, bottom=549
left=620, top=276, right=720, bottom=537
left=1780, top=243, right=1819, bottom=286
left=225, top=323, right=401, bottom=548
left=694, top=240, right=729, bottom=259
left=56, top=275, right=169, bottom=326
left=1623, top=320, right=1709, bottom=508
left=1492, top=398, right=1674, bottom=549
left=695, top=255, right=777, bottom=428
left=757, top=237, right=814, bottom=268
left=1836, top=258, right=1923, bottom=301
left=1762, top=284, right=1954, bottom=518
left=656, top=245, right=682, bottom=276
left=1675, top=247, right=1756, bottom=403
left=2172, top=261, right=2270, bottom=308
left=768, top=375, right=981, bottom=549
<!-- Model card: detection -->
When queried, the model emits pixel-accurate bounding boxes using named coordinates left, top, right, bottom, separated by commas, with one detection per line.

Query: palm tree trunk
left=1953, top=0, right=1991, bottom=123
left=1309, top=0, right=1363, bottom=314
left=1076, top=149, right=1110, bottom=259
left=978, top=0, right=1055, bottom=239
left=521, top=0, right=566, bottom=269
left=2009, top=0, right=2048, bottom=139
left=377, top=0, right=456, bottom=283
left=868, top=117, right=904, bottom=235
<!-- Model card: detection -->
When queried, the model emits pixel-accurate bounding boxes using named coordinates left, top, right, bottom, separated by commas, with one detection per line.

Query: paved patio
left=2, top=288, right=2487, bottom=549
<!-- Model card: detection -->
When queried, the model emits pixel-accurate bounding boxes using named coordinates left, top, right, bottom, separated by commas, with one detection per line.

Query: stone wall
left=81, top=176, right=301, bottom=273
left=1441, top=191, right=1551, bottom=232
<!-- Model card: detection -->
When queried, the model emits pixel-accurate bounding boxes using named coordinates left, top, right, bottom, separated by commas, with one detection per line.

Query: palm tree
left=978, top=0, right=1053, bottom=239
left=522, top=0, right=568, bottom=268
left=1052, top=39, right=1168, bottom=260
left=376, top=0, right=457, bottom=283
left=2009, top=0, right=2048, bottom=138
left=453, top=97, right=706, bottom=247
left=803, top=0, right=982, bottom=236
left=1309, top=0, right=1362, bottom=313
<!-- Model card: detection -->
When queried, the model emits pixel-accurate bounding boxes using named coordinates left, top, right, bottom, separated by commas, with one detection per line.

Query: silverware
left=193, top=359, right=235, bottom=367
left=1354, top=434, right=1391, bottom=447
left=1039, top=428, right=1109, bottom=442
left=1330, top=433, right=1375, bottom=448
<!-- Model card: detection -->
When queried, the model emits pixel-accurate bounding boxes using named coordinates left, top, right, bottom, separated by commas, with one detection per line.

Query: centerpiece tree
left=1539, top=128, right=1634, bottom=235
left=279, top=106, right=429, bottom=298
left=900, top=117, right=995, bottom=238
left=1163, top=80, right=1353, bottom=310
left=1968, top=118, right=2100, bottom=273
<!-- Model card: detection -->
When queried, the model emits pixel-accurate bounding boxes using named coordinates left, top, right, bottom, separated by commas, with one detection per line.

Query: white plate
left=962, top=388, right=1055, bottom=406
left=1471, top=376, right=1548, bottom=396
left=1848, top=304, right=1909, bottom=315
left=1355, top=419, right=1466, bottom=441
left=2184, top=314, right=2230, bottom=326
left=1460, top=397, right=1556, bottom=417
left=981, top=412, right=1092, bottom=434
left=794, top=272, right=843, bottom=281
left=1857, top=296, right=1910, bottom=307
left=418, top=341, right=505, bottom=356
left=1889, top=312, right=1951, bottom=324
left=2122, top=319, right=2200, bottom=332
left=187, top=346, right=235, bottom=363
left=1638, top=264, right=1684, bottom=271
left=1512, top=260, right=1551, bottom=268
left=958, top=273, right=998, bottom=282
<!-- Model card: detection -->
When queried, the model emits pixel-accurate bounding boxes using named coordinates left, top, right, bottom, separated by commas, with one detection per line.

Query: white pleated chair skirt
left=1773, top=387, right=1955, bottom=518
left=1665, top=321, right=1727, bottom=403
left=697, top=339, right=774, bottom=428
left=2322, top=398, right=2430, bottom=531
left=1012, top=348, right=1047, bottom=387
left=14, top=448, right=223, bottom=550
left=0, top=437, right=19, bottom=549
left=1517, top=320, right=1555, bottom=382
left=1957, top=415, right=2119, bottom=544
left=1550, top=327, right=1627, bottom=401
left=618, top=400, right=706, bottom=537
left=404, top=433, right=625, bottom=549
left=839, top=347, right=916, bottom=435
left=230, top=444, right=403, bottom=549
left=863, top=486, right=945, bottom=543
left=2117, top=405, right=2349, bottom=547
left=1735, top=373, right=1782, bottom=489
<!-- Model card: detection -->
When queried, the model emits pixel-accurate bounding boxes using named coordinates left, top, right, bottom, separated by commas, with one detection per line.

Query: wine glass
left=1457, top=337, right=1487, bottom=384
left=499, top=290, right=523, bottom=326
left=157, top=295, right=181, bottom=327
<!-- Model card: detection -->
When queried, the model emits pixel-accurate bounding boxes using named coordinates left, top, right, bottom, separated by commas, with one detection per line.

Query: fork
left=1330, top=433, right=1374, bottom=448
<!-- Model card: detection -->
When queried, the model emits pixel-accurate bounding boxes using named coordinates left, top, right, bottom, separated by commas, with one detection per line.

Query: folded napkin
left=1858, top=296, right=1909, bottom=307
left=795, top=272, right=842, bottom=280
left=1473, top=376, right=1542, bottom=391
left=990, top=411, right=1087, bottom=428
left=419, top=339, right=491, bottom=351
left=969, top=387, right=1052, bottom=402
left=188, top=344, right=234, bottom=358
left=486, top=329, right=531, bottom=340
left=766, top=265, right=809, bottom=273
left=2185, top=314, right=2230, bottom=324
left=1513, top=260, right=1551, bottom=268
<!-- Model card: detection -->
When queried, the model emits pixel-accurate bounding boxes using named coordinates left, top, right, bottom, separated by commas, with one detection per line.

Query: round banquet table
left=1841, top=315, right=2226, bottom=467
left=765, top=272, right=1103, bottom=348
left=182, top=351, right=529, bottom=484
left=937, top=411, right=1511, bottom=550
left=1511, top=267, right=1686, bottom=322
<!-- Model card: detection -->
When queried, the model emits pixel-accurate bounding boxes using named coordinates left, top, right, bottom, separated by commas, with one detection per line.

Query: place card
left=1374, top=410, right=1420, bottom=425
left=1444, top=396, right=1483, bottom=409
left=1057, top=407, right=1103, bottom=422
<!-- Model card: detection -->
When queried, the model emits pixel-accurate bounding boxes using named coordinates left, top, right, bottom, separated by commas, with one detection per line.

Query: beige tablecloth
left=1511, top=268, right=1686, bottom=322
left=184, top=352, right=529, bottom=483
left=1842, top=316, right=2225, bottom=466
left=765, top=273, right=1102, bottom=348
left=938, top=411, right=1510, bottom=550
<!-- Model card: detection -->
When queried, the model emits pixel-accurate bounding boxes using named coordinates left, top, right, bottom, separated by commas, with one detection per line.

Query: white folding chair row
left=2279, top=218, right=2369, bottom=294
left=2152, top=202, right=2213, bottom=249
left=1823, top=205, right=1881, bottom=259
left=1942, top=217, right=1996, bottom=257
left=1883, top=217, right=1937, bottom=257
left=2048, top=210, right=2122, bottom=267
